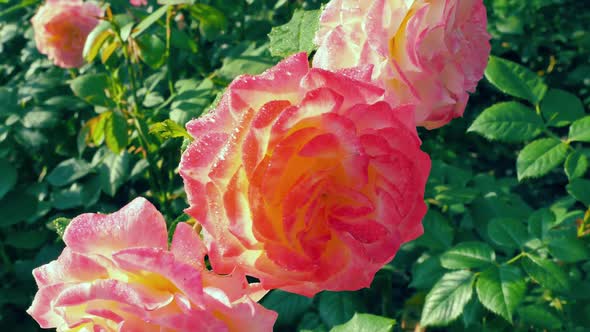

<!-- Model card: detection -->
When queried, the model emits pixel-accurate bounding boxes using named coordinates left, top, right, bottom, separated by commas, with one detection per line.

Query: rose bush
left=31, top=0, right=102, bottom=68
left=179, top=53, right=431, bottom=297
left=27, top=198, right=277, bottom=331
left=314, top=0, right=491, bottom=129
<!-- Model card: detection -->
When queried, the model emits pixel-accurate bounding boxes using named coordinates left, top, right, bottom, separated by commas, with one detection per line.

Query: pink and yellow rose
left=313, top=0, right=491, bottom=129
left=31, top=0, right=102, bottom=68
left=27, top=197, right=277, bottom=331
left=179, top=53, right=431, bottom=297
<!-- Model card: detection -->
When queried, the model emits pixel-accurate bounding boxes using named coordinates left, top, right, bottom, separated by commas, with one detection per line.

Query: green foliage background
left=0, top=0, right=589, bottom=330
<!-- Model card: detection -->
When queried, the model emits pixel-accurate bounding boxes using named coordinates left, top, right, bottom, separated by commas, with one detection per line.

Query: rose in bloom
left=179, top=53, right=431, bottom=297
left=313, top=0, right=491, bottom=129
left=27, top=197, right=277, bottom=331
left=31, top=0, right=102, bottom=68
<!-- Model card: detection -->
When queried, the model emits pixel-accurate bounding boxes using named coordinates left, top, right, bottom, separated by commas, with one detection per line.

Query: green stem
left=505, top=252, right=525, bottom=265
left=165, top=5, right=175, bottom=95
left=0, top=242, right=12, bottom=272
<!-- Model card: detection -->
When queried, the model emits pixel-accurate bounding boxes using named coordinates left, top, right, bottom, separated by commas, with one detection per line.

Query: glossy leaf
left=468, top=102, right=543, bottom=142
left=484, top=56, right=547, bottom=104
left=269, top=8, right=321, bottom=58
left=440, top=242, right=495, bottom=270
left=420, top=270, right=475, bottom=327
left=516, top=138, right=568, bottom=181
left=475, top=265, right=526, bottom=322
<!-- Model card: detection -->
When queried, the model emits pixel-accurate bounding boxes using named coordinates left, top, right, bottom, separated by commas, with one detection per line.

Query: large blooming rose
left=313, top=0, right=491, bottom=129
left=27, top=198, right=277, bottom=331
left=31, top=0, right=102, bottom=68
left=179, top=53, right=431, bottom=297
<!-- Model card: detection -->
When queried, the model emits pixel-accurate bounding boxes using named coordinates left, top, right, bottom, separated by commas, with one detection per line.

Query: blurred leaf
left=462, top=297, right=484, bottom=328
left=261, top=290, right=313, bottom=328
left=131, top=5, right=169, bottom=38
left=150, top=119, right=190, bottom=140
left=518, top=305, right=562, bottom=330
left=47, top=158, right=92, bottom=187
left=521, top=254, right=569, bottom=292
left=83, top=21, right=114, bottom=62
left=547, top=237, right=590, bottom=263
left=487, top=218, right=529, bottom=249
left=70, top=73, right=115, bottom=108
left=330, top=313, right=395, bottom=332
left=190, top=3, right=227, bottom=40
left=440, top=242, right=495, bottom=270
left=420, top=270, right=475, bottom=327
left=52, top=217, right=71, bottom=238
left=319, top=292, right=366, bottom=327
left=484, top=56, right=547, bottom=104
left=566, top=178, right=590, bottom=206
left=516, top=138, right=568, bottom=181
left=51, top=183, right=84, bottom=210
left=0, top=159, right=17, bottom=200
left=217, top=43, right=277, bottom=82
left=137, top=34, right=166, bottom=69
left=569, top=116, right=590, bottom=143
left=104, top=112, right=128, bottom=154
left=468, top=102, right=543, bottom=142
left=268, top=8, right=321, bottom=58
left=410, top=255, right=445, bottom=290
left=0, top=191, right=38, bottom=227
left=414, top=210, right=453, bottom=251
left=99, top=151, right=131, bottom=197
left=22, top=110, right=59, bottom=129
left=565, top=151, right=588, bottom=180
left=475, top=265, right=525, bottom=323
left=4, top=230, right=49, bottom=249
left=541, top=89, right=585, bottom=127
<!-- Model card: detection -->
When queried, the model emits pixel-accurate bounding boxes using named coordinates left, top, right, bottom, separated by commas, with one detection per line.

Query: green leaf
left=261, top=290, right=313, bottom=327
left=52, top=217, right=71, bottom=238
left=4, top=230, right=49, bottom=249
left=518, top=305, right=562, bottom=330
left=487, top=218, right=529, bottom=249
left=569, top=116, right=590, bottom=143
left=137, top=34, right=166, bottom=69
left=83, top=21, right=114, bottom=62
left=51, top=183, right=84, bottom=210
left=547, top=237, right=590, bottom=263
left=516, top=138, right=569, bottom=181
left=99, top=151, right=131, bottom=197
left=566, top=178, right=590, bottom=206
left=420, top=270, right=475, bottom=327
left=475, top=265, right=525, bottom=323
left=440, top=242, right=495, bottom=270
left=268, top=8, right=321, bottom=58
left=0, top=191, right=38, bottom=227
left=46, top=158, right=92, bottom=187
left=484, top=56, right=547, bottom=104
left=528, top=208, right=555, bottom=240
left=189, top=4, right=227, bottom=40
left=0, top=159, right=17, bottom=200
left=413, top=210, right=453, bottom=251
left=521, top=254, right=569, bottom=292
left=22, top=110, right=59, bottom=129
left=70, top=73, right=115, bottom=108
left=331, top=313, right=395, bottom=332
left=541, top=89, right=585, bottom=127
left=319, top=292, right=366, bottom=327
left=150, top=119, right=191, bottom=140
left=104, top=112, right=128, bottom=154
left=410, top=255, right=446, bottom=290
left=467, top=102, right=543, bottom=142
left=217, top=43, right=277, bottom=83
left=564, top=151, right=588, bottom=180
left=131, top=5, right=169, bottom=38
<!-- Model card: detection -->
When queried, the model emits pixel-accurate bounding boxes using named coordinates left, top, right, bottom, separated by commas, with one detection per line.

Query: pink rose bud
left=314, top=0, right=491, bottom=129
left=31, top=0, right=103, bottom=68
left=27, top=198, right=277, bottom=331
left=179, top=53, right=431, bottom=297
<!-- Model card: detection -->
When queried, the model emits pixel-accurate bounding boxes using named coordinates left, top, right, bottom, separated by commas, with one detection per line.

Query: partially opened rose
left=179, top=53, right=431, bottom=297
left=27, top=197, right=277, bottom=331
left=314, top=0, right=491, bottom=129
left=31, top=0, right=102, bottom=68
